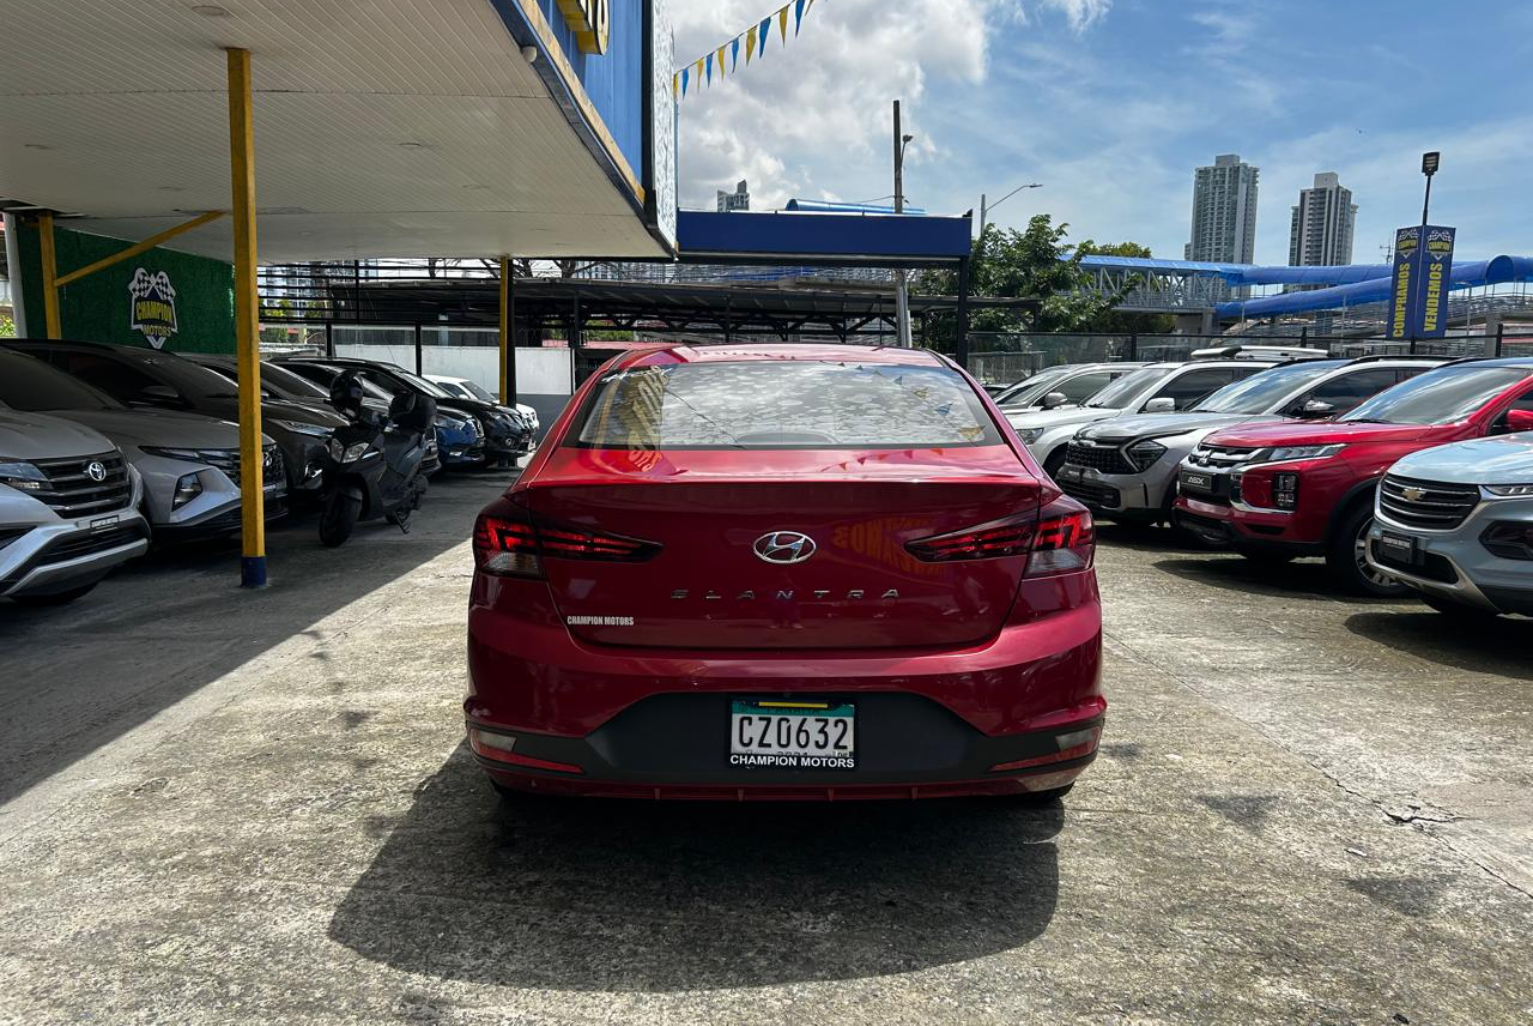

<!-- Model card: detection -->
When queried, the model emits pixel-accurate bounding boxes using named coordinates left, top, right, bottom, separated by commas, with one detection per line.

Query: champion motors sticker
left=566, top=615, right=634, bottom=626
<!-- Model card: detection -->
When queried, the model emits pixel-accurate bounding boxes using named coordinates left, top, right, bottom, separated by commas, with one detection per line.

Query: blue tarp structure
left=785, top=199, right=928, bottom=216
left=1075, top=252, right=1533, bottom=320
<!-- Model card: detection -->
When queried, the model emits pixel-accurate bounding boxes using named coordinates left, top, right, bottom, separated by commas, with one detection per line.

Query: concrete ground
left=2, top=473, right=1531, bottom=1025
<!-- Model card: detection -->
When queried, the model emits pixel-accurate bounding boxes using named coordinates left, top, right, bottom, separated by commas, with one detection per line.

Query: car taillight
left=472, top=502, right=660, bottom=578
left=904, top=499, right=1095, bottom=577
left=1027, top=502, right=1095, bottom=578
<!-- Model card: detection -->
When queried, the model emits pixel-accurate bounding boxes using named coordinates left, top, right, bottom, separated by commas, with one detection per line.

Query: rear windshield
left=572, top=359, right=1001, bottom=450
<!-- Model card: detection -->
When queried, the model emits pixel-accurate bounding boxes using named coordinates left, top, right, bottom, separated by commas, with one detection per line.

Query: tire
left=1014, top=783, right=1073, bottom=805
left=1326, top=501, right=1410, bottom=597
left=11, top=580, right=101, bottom=606
left=1420, top=594, right=1501, bottom=620
left=1042, top=448, right=1067, bottom=480
left=318, top=487, right=363, bottom=548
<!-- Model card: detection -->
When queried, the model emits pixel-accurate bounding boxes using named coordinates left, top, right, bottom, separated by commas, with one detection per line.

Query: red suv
left=466, top=344, right=1104, bottom=801
left=1175, top=358, right=1533, bottom=594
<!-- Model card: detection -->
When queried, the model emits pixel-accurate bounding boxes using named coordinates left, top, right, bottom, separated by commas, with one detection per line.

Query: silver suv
left=0, top=349, right=285, bottom=542
left=993, top=363, right=1147, bottom=413
left=1, top=410, right=150, bottom=604
left=1006, top=351, right=1326, bottom=476
left=1058, top=357, right=1440, bottom=524
left=1367, top=431, right=1533, bottom=618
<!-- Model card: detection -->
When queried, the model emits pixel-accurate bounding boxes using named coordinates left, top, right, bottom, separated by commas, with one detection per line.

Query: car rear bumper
left=465, top=588, right=1104, bottom=799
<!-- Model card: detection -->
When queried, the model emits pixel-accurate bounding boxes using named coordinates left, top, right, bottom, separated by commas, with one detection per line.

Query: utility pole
left=893, top=100, right=913, bottom=347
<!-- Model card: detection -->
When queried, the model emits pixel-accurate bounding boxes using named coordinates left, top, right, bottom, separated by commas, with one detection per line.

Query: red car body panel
left=465, top=344, right=1104, bottom=799
left=1178, top=369, right=1533, bottom=551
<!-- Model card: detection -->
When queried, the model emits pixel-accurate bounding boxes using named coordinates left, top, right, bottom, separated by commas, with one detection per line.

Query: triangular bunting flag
left=716, top=45, right=727, bottom=78
left=745, top=25, right=757, bottom=64
left=704, top=51, right=713, bottom=84
left=778, top=6, right=789, bottom=44
left=672, top=72, right=679, bottom=98
left=794, top=0, right=805, bottom=35
left=758, top=18, right=770, bottom=56
left=731, top=36, right=741, bottom=72
left=681, top=67, right=689, bottom=96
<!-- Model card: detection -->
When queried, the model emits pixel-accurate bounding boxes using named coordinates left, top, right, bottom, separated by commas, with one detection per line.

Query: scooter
left=317, top=370, right=434, bottom=548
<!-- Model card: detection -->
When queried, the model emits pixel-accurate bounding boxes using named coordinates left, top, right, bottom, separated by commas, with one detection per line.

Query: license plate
left=1180, top=472, right=1213, bottom=492
left=1378, top=531, right=1419, bottom=565
left=89, top=515, right=119, bottom=531
left=729, top=700, right=856, bottom=770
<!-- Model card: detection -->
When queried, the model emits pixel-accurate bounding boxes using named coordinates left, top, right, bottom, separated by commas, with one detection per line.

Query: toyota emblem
left=753, top=531, right=817, bottom=565
left=85, top=461, right=107, bottom=483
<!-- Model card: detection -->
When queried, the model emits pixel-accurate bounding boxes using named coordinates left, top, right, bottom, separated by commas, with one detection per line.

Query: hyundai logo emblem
left=753, top=531, right=817, bottom=565
left=85, top=461, right=107, bottom=483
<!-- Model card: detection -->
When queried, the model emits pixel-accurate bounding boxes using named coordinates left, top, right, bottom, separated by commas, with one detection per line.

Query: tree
left=921, top=215, right=1169, bottom=351
left=1072, top=239, right=1176, bottom=334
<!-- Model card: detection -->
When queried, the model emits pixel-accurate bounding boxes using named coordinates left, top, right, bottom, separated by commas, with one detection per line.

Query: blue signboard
left=1418, top=225, right=1456, bottom=338
left=1387, top=226, right=1422, bottom=340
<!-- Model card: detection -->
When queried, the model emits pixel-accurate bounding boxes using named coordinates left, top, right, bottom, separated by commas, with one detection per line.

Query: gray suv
left=1367, top=432, right=1533, bottom=618
left=0, top=349, right=285, bottom=541
left=1058, top=357, right=1440, bottom=524
left=4, top=339, right=344, bottom=497
left=0, top=410, right=150, bottom=604
left=994, top=363, right=1147, bottom=413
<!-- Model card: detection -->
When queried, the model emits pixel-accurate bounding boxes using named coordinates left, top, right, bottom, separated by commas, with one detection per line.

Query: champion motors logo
left=752, top=531, right=817, bottom=565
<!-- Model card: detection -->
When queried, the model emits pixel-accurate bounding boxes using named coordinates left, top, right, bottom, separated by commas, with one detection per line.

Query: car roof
left=617, top=343, right=948, bottom=370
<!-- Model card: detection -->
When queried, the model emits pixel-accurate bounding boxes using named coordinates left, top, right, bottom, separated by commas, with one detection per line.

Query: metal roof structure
left=0, top=0, right=669, bottom=261
left=269, top=276, right=1036, bottom=342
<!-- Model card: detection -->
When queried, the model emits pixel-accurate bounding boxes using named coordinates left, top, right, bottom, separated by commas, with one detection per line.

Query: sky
left=667, top=0, right=1533, bottom=266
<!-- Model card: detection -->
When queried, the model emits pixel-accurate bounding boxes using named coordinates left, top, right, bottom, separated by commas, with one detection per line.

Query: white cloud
left=668, top=0, right=1109, bottom=211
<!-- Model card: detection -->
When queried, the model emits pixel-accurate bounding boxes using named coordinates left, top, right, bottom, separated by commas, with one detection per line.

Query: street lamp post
left=893, top=100, right=914, bottom=347
left=978, top=182, right=1044, bottom=239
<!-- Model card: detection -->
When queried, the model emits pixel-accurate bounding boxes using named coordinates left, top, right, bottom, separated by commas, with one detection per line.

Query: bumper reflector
left=989, top=725, right=1101, bottom=774
left=468, top=727, right=584, bottom=774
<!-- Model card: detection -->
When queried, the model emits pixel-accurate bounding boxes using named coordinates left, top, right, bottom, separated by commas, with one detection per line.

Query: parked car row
left=996, top=351, right=1533, bottom=618
left=0, top=338, right=535, bottom=604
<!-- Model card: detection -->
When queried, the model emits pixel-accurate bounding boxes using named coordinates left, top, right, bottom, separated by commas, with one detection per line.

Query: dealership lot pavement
left=2, top=475, right=1531, bottom=1025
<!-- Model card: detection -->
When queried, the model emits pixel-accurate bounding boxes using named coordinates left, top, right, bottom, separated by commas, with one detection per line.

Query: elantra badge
left=753, top=530, right=817, bottom=565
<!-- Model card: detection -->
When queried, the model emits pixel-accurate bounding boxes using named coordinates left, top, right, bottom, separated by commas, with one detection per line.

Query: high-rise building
left=1185, top=154, right=1259, bottom=264
left=1288, top=172, right=1357, bottom=267
left=716, top=180, right=750, bottom=212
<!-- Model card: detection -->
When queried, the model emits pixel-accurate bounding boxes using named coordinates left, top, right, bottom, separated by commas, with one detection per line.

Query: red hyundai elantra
left=466, top=344, right=1104, bottom=801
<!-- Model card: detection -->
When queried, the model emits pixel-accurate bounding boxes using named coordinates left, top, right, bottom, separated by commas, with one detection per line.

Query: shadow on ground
left=329, top=743, right=1063, bottom=992
left=0, top=471, right=510, bottom=807
left=1345, top=610, right=1533, bottom=682
left=1151, top=554, right=1410, bottom=605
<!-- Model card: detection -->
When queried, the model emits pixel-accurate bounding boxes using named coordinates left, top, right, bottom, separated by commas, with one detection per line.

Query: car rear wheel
left=1327, top=502, right=1410, bottom=598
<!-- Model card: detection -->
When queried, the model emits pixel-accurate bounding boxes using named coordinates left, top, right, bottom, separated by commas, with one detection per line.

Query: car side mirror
left=1144, top=397, right=1176, bottom=414
left=1504, top=409, right=1533, bottom=434
left=1297, top=399, right=1336, bottom=419
left=1041, top=391, right=1069, bottom=410
left=135, top=384, right=183, bottom=407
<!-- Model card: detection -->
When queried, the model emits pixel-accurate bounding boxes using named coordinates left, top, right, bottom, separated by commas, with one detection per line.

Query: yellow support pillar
left=499, top=255, right=512, bottom=405
left=227, top=47, right=266, bottom=588
left=37, top=212, right=62, bottom=339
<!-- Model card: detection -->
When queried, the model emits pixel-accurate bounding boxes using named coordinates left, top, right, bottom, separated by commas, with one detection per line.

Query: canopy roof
left=0, top=0, right=664, bottom=261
